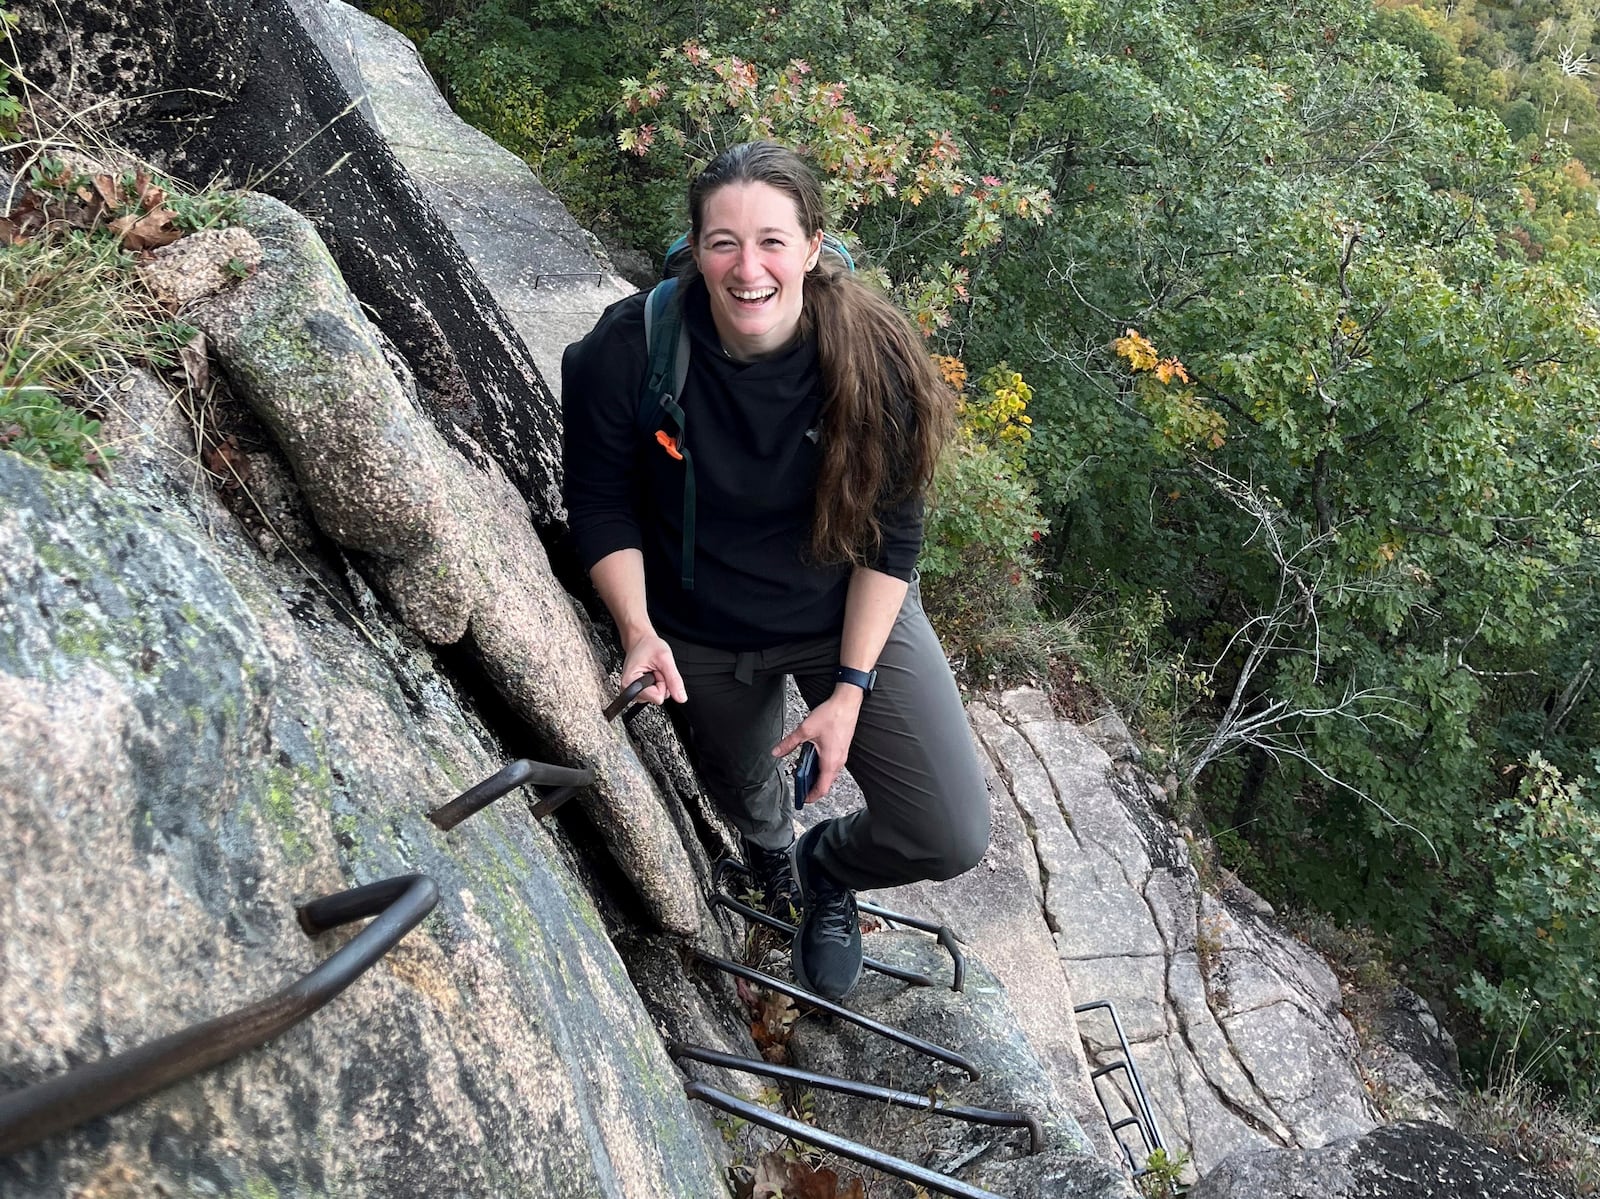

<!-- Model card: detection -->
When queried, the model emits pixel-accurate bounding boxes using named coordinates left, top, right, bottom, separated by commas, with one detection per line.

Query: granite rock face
left=300, top=0, right=638, bottom=395
left=784, top=934, right=1136, bottom=1199
left=985, top=688, right=1381, bottom=1175
left=189, top=191, right=701, bottom=936
left=0, top=446, right=727, bottom=1198
left=1186, top=1120, right=1567, bottom=1199
left=10, top=0, right=568, bottom=526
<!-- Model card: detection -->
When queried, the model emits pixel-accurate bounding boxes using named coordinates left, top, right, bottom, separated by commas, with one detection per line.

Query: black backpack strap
left=640, top=279, right=697, bottom=591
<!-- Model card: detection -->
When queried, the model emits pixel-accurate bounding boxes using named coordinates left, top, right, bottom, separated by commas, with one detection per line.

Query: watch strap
left=835, top=665, right=877, bottom=694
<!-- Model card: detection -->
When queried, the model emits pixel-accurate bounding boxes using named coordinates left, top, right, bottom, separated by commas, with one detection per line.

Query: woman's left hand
left=772, top=689, right=864, bottom=804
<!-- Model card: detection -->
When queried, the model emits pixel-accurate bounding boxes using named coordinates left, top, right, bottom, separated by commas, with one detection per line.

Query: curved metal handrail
left=670, top=1042, right=1042, bottom=1153
left=709, top=890, right=935, bottom=988
left=857, top=899, right=967, bottom=993
left=602, top=670, right=658, bottom=722
left=428, top=758, right=596, bottom=831
left=684, top=1082, right=1005, bottom=1199
left=429, top=672, right=655, bottom=830
left=0, top=874, right=439, bottom=1156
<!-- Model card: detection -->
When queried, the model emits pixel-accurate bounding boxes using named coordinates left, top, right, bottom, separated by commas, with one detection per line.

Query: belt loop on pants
left=733, top=651, right=759, bottom=687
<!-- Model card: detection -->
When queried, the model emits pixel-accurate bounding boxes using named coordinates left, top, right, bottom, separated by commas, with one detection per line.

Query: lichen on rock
left=193, top=192, right=702, bottom=936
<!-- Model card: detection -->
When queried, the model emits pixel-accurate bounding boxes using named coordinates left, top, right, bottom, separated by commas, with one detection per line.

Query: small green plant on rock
left=0, top=153, right=241, bottom=475
left=1283, top=909, right=1395, bottom=1045
left=0, top=2, right=21, bottom=141
left=1137, top=1146, right=1190, bottom=1198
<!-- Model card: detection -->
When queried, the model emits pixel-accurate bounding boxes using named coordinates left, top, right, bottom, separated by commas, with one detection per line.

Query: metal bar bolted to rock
left=691, top=950, right=980, bottom=1079
left=426, top=673, right=655, bottom=831
left=684, top=1082, right=1008, bottom=1199
left=0, top=874, right=439, bottom=1155
left=670, top=1042, right=1044, bottom=1153
left=712, top=856, right=967, bottom=991
left=1074, top=999, right=1167, bottom=1177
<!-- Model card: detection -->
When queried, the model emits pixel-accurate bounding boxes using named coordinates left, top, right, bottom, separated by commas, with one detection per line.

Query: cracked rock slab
left=992, top=687, right=1390, bottom=1174
left=1186, top=1120, right=1568, bottom=1199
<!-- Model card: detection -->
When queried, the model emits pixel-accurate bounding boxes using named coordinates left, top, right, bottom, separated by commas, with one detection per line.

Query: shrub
left=1459, top=755, right=1600, bottom=1100
left=919, top=358, right=1052, bottom=683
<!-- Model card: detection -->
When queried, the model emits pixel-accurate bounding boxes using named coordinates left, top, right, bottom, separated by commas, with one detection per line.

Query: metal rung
left=429, top=675, right=654, bottom=830
left=670, top=1043, right=1042, bottom=1153
left=1073, top=999, right=1166, bottom=1176
left=691, top=951, right=978, bottom=1079
left=685, top=1082, right=1005, bottom=1199
left=427, top=758, right=595, bottom=829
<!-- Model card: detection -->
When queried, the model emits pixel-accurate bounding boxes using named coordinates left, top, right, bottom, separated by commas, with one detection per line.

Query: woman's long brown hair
left=684, top=141, right=954, bottom=567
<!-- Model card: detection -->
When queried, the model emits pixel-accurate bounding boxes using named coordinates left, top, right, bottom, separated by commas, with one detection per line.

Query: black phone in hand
left=793, top=742, right=818, bottom=810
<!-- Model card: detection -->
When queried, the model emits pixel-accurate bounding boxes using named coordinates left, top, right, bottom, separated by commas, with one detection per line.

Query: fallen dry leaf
left=111, top=207, right=181, bottom=250
left=179, top=332, right=210, bottom=395
left=751, top=1151, right=862, bottom=1199
left=203, top=436, right=251, bottom=489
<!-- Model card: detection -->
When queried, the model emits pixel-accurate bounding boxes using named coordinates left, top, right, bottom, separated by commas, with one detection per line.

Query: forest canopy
left=367, top=0, right=1600, bottom=1100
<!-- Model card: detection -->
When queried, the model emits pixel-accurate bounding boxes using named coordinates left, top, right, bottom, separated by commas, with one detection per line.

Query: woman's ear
left=805, top=230, right=824, bottom=271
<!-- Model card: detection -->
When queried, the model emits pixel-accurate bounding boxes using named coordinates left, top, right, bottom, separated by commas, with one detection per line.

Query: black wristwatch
left=835, top=665, right=877, bottom=695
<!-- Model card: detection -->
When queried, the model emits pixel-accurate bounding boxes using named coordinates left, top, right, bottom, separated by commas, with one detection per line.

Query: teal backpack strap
left=640, top=279, right=697, bottom=590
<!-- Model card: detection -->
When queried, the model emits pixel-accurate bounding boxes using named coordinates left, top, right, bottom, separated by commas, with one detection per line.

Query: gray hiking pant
left=664, top=579, right=990, bottom=891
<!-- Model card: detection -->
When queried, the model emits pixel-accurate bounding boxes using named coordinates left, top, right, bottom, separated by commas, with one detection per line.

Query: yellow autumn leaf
left=1113, top=328, right=1159, bottom=372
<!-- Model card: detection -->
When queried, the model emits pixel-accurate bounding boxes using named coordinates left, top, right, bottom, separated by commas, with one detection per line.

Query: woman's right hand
left=620, top=631, right=687, bottom=707
left=589, top=548, right=687, bottom=707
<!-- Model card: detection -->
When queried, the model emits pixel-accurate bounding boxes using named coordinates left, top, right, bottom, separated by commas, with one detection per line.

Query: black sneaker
left=791, top=821, right=862, bottom=1000
left=744, top=839, right=799, bottom=922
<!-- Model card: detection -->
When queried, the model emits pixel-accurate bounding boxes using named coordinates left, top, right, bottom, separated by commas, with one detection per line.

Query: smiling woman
left=691, top=181, right=822, bottom=360
left=561, top=141, right=987, bottom=1002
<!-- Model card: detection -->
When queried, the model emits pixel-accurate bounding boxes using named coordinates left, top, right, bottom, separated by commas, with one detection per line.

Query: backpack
left=638, top=232, right=855, bottom=591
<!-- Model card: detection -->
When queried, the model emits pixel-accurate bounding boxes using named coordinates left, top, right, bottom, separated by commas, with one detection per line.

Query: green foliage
left=0, top=2, right=20, bottom=140
left=920, top=436, right=1050, bottom=681
left=0, top=226, right=192, bottom=475
left=1460, top=756, right=1600, bottom=1095
left=920, top=359, right=1051, bottom=682
left=1387, top=0, right=1600, bottom=167
left=0, top=388, right=107, bottom=472
left=413, top=0, right=669, bottom=240
left=1136, top=1147, right=1190, bottom=1199
left=168, top=188, right=243, bottom=234
left=365, top=0, right=431, bottom=44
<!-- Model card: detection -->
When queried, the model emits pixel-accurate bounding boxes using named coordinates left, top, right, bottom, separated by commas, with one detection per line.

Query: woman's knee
left=917, top=797, right=991, bottom=881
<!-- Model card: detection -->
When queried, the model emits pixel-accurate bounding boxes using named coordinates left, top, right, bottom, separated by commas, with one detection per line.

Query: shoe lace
left=811, top=883, right=858, bottom=947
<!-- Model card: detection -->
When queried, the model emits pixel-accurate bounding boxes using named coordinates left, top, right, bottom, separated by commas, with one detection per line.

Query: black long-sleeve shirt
left=561, top=279, right=923, bottom=651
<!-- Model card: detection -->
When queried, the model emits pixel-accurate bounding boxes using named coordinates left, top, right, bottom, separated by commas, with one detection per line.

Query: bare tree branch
left=1171, top=463, right=1435, bottom=860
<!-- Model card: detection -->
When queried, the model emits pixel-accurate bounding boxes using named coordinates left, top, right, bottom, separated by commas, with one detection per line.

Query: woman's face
left=693, top=181, right=823, bottom=361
